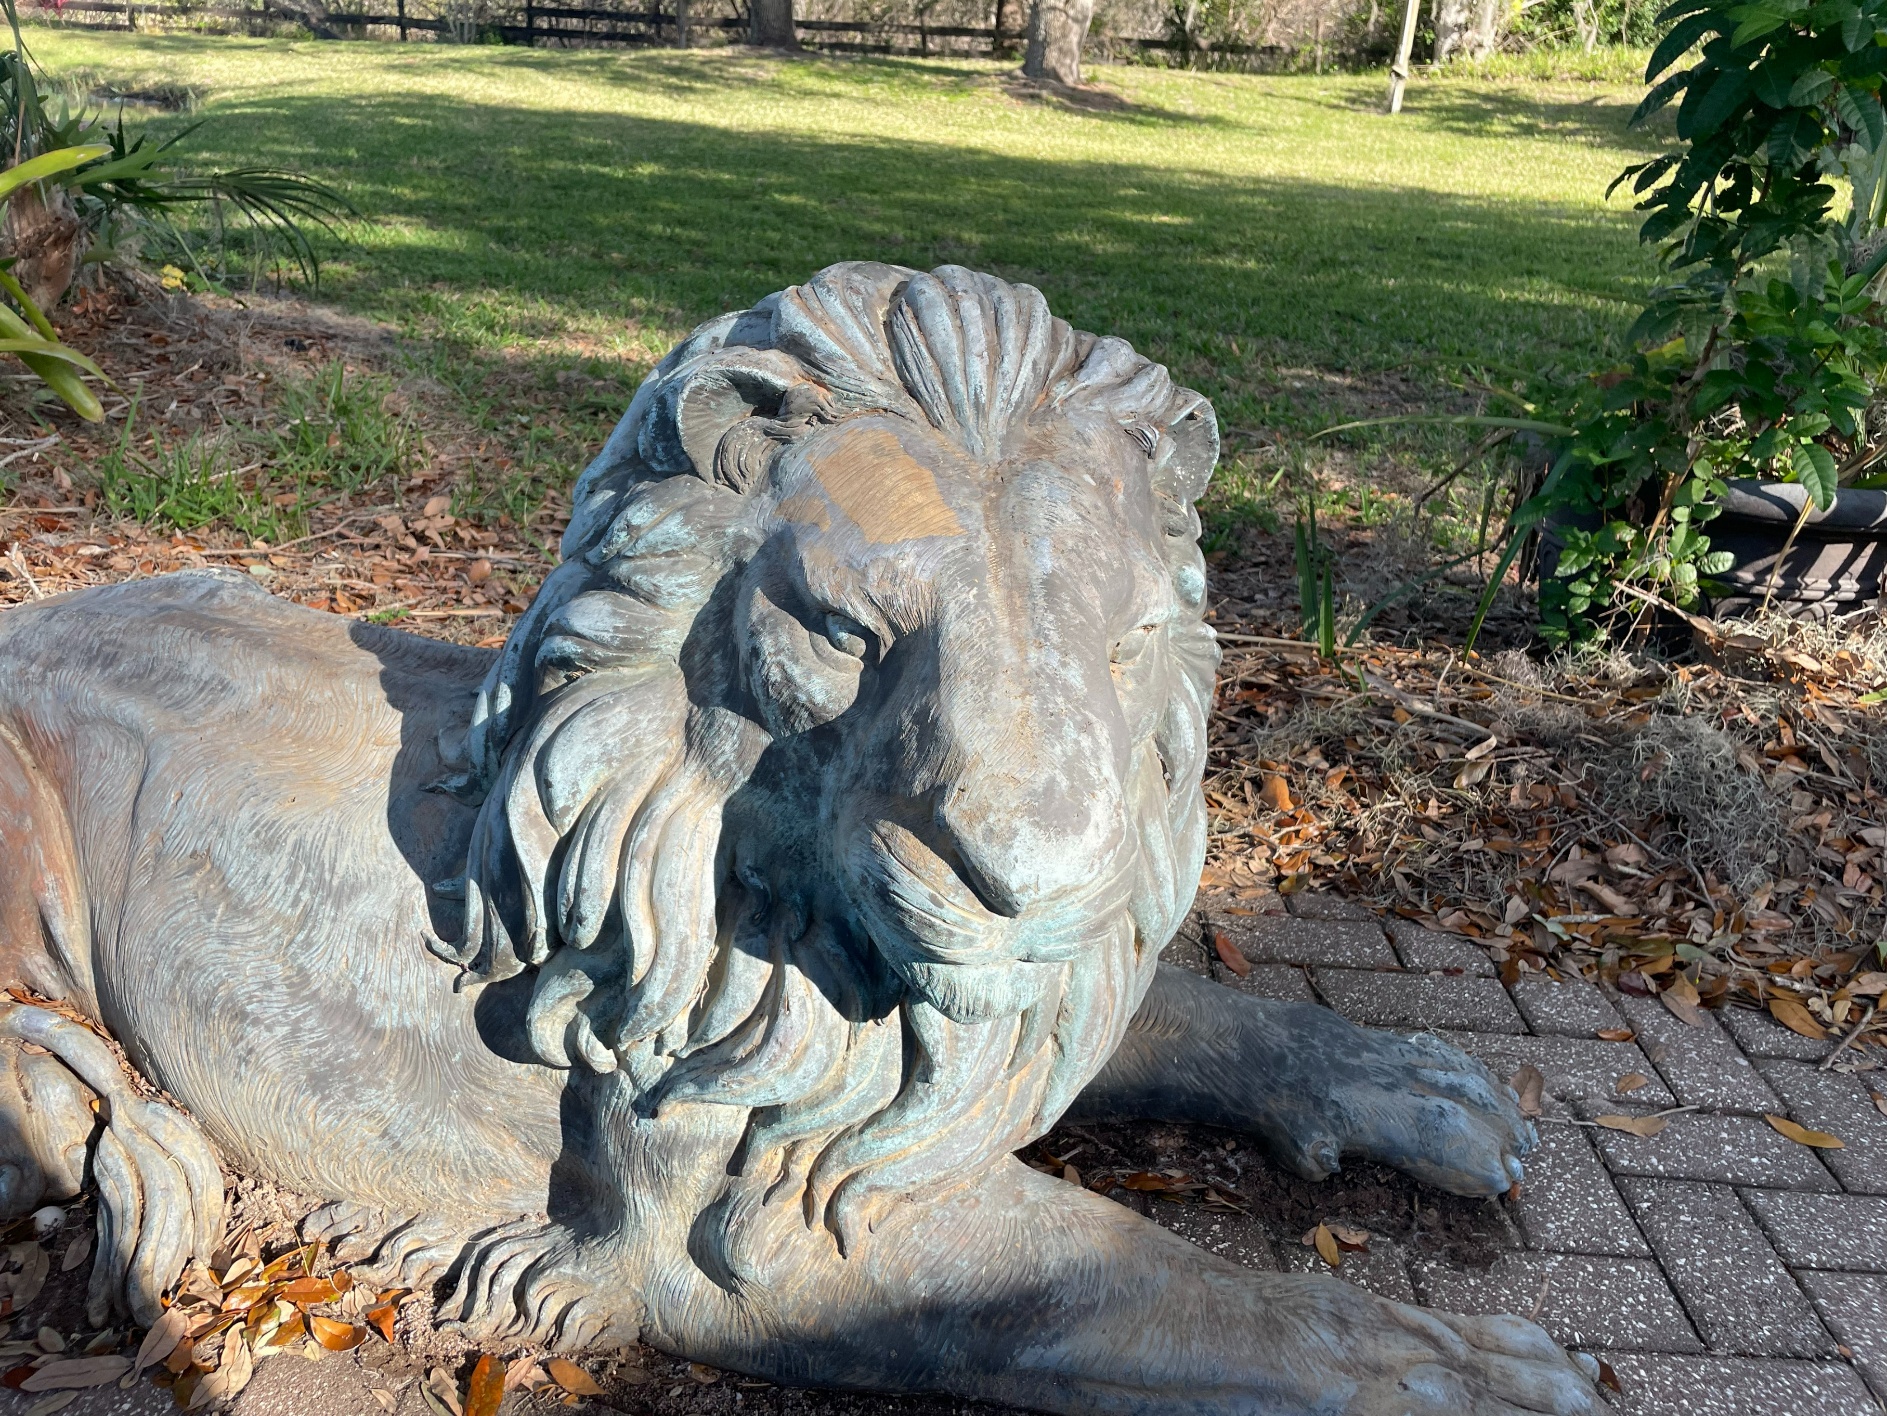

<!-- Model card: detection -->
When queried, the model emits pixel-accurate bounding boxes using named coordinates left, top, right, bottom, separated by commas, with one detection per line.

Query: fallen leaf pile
left=1203, top=633, right=1887, bottom=1057
left=0, top=1211, right=625, bottom=1415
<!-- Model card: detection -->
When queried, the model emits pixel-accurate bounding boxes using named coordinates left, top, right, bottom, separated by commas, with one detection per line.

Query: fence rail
left=28, top=0, right=1274, bottom=55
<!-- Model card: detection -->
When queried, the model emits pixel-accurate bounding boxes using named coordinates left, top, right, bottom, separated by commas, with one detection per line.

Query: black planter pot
left=1537, top=478, right=1887, bottom=620
left=1705, top=478, right=1887, bottom=617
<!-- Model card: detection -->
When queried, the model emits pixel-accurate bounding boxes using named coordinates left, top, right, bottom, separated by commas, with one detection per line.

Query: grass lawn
left=29, top=32, right=1664, bottom=443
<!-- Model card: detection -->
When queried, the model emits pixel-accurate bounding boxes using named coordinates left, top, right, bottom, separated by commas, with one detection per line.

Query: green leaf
left=1787, top=65, right=1837, bottom=103
left=1791, top=439, right=1839, bottom=506
left=0, top=338, right=105, bottom=373
left=1836, top=82, right=1887, bottom=145
left=0, top=144, right=112, bottom=204
left=1648, top=10, right=1726, bottom=78
left=1730, top=9, right=1790, bottom=45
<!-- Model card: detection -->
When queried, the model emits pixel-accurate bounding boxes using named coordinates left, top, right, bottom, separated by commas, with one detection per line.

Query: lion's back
left=0, top=570, right=491, bottom=733
left=0, top=573, right=564, bottom=1210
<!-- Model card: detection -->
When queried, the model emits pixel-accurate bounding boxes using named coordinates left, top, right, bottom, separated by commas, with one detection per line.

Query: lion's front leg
left=668, top=1161, right=1601, bottom=1416
left=1068, top=964, right=1536, bottom=1197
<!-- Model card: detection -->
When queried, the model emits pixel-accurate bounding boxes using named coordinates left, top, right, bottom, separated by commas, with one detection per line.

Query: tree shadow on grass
left=1325, top=81, right=1669, bottom=154
left=158, top=90, right=1657, bottom=430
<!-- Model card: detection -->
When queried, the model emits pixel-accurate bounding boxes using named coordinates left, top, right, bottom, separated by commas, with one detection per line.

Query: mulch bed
left=0, top=285, right=1882, bottom=1412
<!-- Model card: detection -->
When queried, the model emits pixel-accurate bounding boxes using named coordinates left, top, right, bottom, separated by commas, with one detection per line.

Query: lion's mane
left=438, top=262, right=1219, bottom=1245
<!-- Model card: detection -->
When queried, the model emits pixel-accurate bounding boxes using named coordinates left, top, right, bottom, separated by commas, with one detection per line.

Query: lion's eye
left=824, top=614, right=872, bottom=661
left=1111, top=625, right=1156, bottom=666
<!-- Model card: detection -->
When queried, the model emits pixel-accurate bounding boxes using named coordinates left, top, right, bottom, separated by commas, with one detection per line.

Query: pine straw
left=1204, top=624, right=1887, bottom=1056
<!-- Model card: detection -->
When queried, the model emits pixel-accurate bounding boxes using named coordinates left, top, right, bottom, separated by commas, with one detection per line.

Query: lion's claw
left=0, top=1003, right=224, bottom=1325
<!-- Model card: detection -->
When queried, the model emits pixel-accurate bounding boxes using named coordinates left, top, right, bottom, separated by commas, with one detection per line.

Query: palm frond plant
left=0, top=0, right=352, bottom=422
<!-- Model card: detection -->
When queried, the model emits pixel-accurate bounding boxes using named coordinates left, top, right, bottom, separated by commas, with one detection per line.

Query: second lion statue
left=0, top=263, right=1601, bottom=1414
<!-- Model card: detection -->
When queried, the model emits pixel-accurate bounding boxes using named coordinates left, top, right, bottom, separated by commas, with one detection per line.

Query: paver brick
left=1719, top=1004, right=1835, bottom=1062
left=1408, top=1252, right=1702, bottom=1353
left=1755, top=1060, right=1887, bottom=1195
left=1597, top=1353, right=1880, bottom=1416
left=1615, top=995, right=1784, bottom=1113
left=1280, top=1238, right=1418, bottom=1303
left=1741, top=1190, right=1887, bottom=1270
left=1440, top=1032, right=1678, bottom=1109
left=1385, top=919, right=1495, bottom=977
left=1284, top=892, right=1379, bottom=922
left=1583, top=1109, right=1841, bottom=1191
left=1509, top=1123, right=1651, bottom=1257
left=1149, top=1204, right=1280, bottom=1272
left=1617, top=1178, right=1834, bottom=1357
left=1510, top=975, right=1628, bottom=1038
left=1215, top=912, right=1398, bottom=969
left=1314, top=968, right=1525, bottom=1034
left=1209, top=960, right=1317, bottom=1004
left=1797, top=1271, right=1887, bottom=1403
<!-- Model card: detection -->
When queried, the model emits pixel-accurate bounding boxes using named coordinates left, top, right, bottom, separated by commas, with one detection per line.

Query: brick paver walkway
left=1203, top=892, right=1887, bottom=1416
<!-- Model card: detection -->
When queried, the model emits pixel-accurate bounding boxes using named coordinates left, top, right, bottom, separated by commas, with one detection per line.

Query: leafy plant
left=1518, top=0, right=1887, bottom=642
left=1295, top=507, right=1338, bottom=658
left=0, top=0, right=350, bottom=421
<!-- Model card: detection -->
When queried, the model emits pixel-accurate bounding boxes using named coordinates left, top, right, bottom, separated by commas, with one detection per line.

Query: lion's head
left=442, top=262, right=1218, bottom=1245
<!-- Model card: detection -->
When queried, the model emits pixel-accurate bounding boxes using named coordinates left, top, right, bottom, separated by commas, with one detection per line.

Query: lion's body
left=0, top=571, right=561, bottom=1215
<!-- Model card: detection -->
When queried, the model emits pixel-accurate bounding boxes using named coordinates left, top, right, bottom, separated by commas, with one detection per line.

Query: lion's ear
left=1153, top=394, right=1220, bottom=504
left=638, top=347, right=811, bottom=488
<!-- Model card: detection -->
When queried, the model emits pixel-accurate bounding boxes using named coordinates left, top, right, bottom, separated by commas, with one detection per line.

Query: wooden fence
left=27, top=0, right=1269, bottom=57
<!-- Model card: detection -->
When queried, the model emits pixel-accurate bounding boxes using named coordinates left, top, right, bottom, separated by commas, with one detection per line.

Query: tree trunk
left=1468, top=0, right=1498, bottom=54
left=1022, top=0, right=1094, bottom=84
left=3, top=184, right=85, bottom=314
left=750, top=0, right=795, bottom=48
left=1431, top=0, right=1472, bottom=61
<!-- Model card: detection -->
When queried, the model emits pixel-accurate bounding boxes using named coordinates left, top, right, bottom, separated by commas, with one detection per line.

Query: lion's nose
left=935, top=780, right=1123, bottom=920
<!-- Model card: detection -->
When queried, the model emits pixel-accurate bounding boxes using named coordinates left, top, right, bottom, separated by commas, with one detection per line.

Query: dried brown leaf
left=1660, top=975, right=1705, bottom=1027
left=57, top=1232, right=88, bottom=1275
left=1596, top=1028, right=1636, bottom=1042
left=1259, top=774, right=1293, bottom=812
left=1509, top=1064, right=1545, bottom=1118
left=7, top=1243, right=47, bottom=1311
left=1593, top=1114, right=1668, bottom=1137
left=1769, top=997, right=1830, bottom=1040
left=1596, top=1357, right=1622, bottom=1395
left=546, top=1356, right=604, bottom=1397
left=464, top=1355, right=504, bottom=1416
left=17, top=1356, right=132, bottom=1391
left=1765, top=1114, right=1843, bottom=1148
left=276, top=1277, right=338, bottom=1305
left=307, top=1316, right=365, bottom=1352
left=1211, top=929, right=1251, bottom=978
left=1311, top=1223, right=1341, bottom=1268
left=1326, top=1223, right=1370, bottom=1250
left=1615, top=1072, right=1650, bottom=1095
left=504, top=1357, right=547, bottom=1391
left=364, top=1303, right=399, bottom=1345
left=133, top=1306, right=187, bottom=1374
left=424, top=1369, right=463, bottom=1416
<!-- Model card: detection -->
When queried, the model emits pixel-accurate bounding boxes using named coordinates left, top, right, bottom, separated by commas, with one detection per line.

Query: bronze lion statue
left=0, top=263, right=1601, bottom=1414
